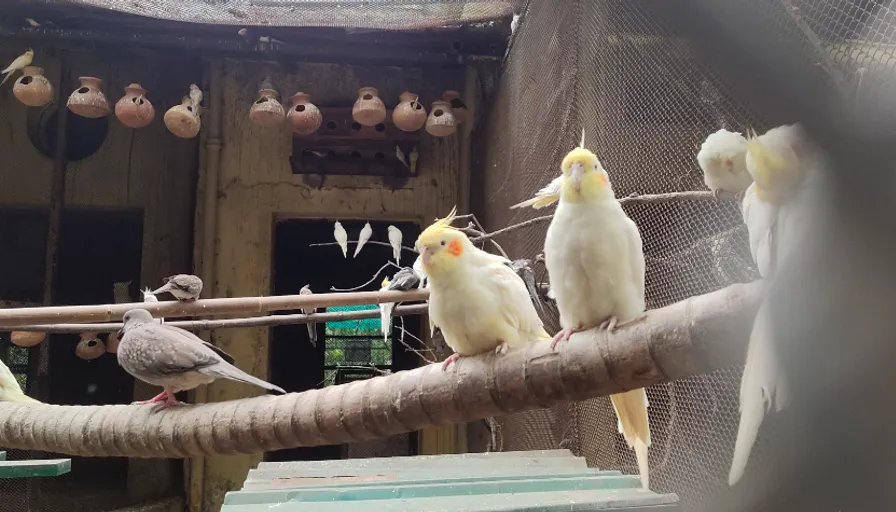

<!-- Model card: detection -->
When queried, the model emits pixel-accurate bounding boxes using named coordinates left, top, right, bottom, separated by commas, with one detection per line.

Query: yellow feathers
left=381, top=277, right=390, bottom=288
left=559, top=147, right=611, bottom=203
left=745, top=127, right=804, bottom=204
left=417, top=205, right=460, bottom=247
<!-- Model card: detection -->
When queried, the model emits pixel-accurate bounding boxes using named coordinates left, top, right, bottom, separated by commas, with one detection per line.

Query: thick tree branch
left=0, top=282, right=760, bottom=458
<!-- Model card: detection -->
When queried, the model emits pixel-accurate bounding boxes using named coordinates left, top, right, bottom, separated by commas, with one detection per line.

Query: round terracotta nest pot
left=13, top=66, right=54, bottom=107
left=351, top=86, right=386, bottom=127
left=425, top=100, right=457, bottom=137
left=164, top=97, right=201, bottom=138
left=67, top=76, right=110, bottom=118
left=288, top=92, right=323, bottom=136
left=249, top=88, right=286, bottom=128
left=392, top=91, right=426, bottom=132
left=10, top=331, right=46, bottom=347
left=115, top=83, right=156, bottom=129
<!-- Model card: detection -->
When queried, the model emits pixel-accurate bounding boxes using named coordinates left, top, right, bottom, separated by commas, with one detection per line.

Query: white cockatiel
left=510, top=175, right=562, bottom=210
left=299, top=285, right=317, bottom=347
left=0, top=358, right=37, bottom=403
left=354, top=222, right=373, bottom=258
left=729, top=123, right=824, bottom=486
left=697, top=128, right=753, bottom=197
left=333, top=221, right=348, bottom=258
left=536, top=145, right=652, bottom=490
left=415, top=207, right=551, bottom=370
left=0, top=48, right=33, bottom=87
left=189, top=83, right=203, bottom=117
left=387, top=225, right=403, bottom=264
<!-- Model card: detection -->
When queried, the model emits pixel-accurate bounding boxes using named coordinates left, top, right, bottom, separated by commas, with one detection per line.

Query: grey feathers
left=152, top=274, right=203, bottom=301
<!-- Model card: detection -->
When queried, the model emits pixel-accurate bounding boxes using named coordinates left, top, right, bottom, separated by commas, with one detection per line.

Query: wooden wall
left=0, top=44, right=199, bottom=508
left=198, top=59, right=468, bottom=511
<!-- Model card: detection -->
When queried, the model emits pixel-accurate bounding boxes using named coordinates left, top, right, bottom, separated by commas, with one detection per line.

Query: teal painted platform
left=222, top=449, right=679, bottom=511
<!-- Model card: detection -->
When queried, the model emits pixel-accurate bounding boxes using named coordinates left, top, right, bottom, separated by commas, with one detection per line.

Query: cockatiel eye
left=440, top=240, right=447, bottom=246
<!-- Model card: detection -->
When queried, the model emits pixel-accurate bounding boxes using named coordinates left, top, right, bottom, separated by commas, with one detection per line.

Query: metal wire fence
left=471, top=1, right=896, bottom=510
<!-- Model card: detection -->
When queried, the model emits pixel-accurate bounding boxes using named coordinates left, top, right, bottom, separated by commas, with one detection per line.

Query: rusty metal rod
left=0, top=289, right=429, bottom=327
left=7, top=304, right=428, bottom=333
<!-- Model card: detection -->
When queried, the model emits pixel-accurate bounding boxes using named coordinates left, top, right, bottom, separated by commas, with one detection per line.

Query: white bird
left=299, top=285, right=317, bottom=347
left=0, top=358, right=37, bottom=403
left=378, top=268, right=422, bottom=341
left=141, top=287, right=164, bottom=324
left=113, top=280, right=132, bottom=304
left=353, top=222, right=373, bottom=258
left=1, top=49, right=33, bottom=87
left=396, top=146, right=409, bottom=168
left=333, top=221, right=348, bottom=258
left=24, top=18, right=40, bottom=28
left=697, top=128, right=753, bottom=197
left=409, top=146, right=419, bottom=174
left=378, top=277, right=393, bottom=341
left=189, top=83, right=203, bottom=118
left=729, top=123, right=824, bottom=486
left=387, top=225, right=403, bottom=264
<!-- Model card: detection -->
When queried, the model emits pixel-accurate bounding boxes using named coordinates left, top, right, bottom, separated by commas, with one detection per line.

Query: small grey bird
left=509, top=259, right=545, bottom=316
left=299, top=285, right=317, bottom=347
left=378, top=268, right=423, bottom=341
left=117, top=309, right=285, bottom=408
left=152, top=274, right=203, bottom=301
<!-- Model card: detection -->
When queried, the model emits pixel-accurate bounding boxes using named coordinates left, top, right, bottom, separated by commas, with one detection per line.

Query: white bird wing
left=741, top=183, right=778, bottom=277
left=334, top=221, right=348, bottom=258
left=486, top=262, right=547, bottom=341
left=510, top=175, right=563, bottom=210
left=354, top=222, right=373, bottom=258
left=622, top=216, right=646, bottom=306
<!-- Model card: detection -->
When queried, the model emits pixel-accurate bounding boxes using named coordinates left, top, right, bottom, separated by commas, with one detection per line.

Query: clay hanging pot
left=425, top=100, right=457, bottom=137
left=352, top=86, right=386, bottom=127
left=66, top=76, right=110, bottom=118
left=75, top=332, right=105, bottom=360
left=287, top=92, right=322, bottom=136
left=249, top=88, right=286, bottom=128
left=392, top=91, right=427, bottom=132
left=10, top=331, right=45, bottom=347
left=13, top=66, right=53, bottom=107
left=441, top=90, right=467, bottom=125
left=164, top=97, right=201, bottom=139
left=115, top=83, right=155, bottom=129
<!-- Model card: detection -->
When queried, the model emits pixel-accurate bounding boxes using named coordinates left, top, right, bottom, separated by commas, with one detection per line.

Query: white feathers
left=396, top=146, right=409, bottom=168
left=378, top=279, right=394, bottom=342
left=1, top=49, right=33, bottom=87
left=141, top=287, right=163, bottom=324
left=189, top=83, right=203, bottom=117
left=387, top=225, right=403, bottom=264
left=0, top=358, right=36, bottom=403
left=413, top=254, right=428, bottom=289
left=299, top=284, right=317, bottom=347
left=409, top=146, right=419, bottom=174
left=333, top=221, right=348, bottom=258
left=697, top=128, right=752, bottom=194
left=353, top=222, right=372, bottom=258
left=510, top=175, right=563, bottom=210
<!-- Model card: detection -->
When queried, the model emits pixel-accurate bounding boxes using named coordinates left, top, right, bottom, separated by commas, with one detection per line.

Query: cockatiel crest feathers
left=744, top=125, right=804, bottom=204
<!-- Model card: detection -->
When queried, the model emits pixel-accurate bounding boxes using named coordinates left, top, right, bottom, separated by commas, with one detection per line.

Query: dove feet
left=495, top=342, right=510, bottom=355
left=550, top=324, right=583, bottom=350
left=134, top=391, right=168, bottom=405
left=440, top=353, right=461, bottom=371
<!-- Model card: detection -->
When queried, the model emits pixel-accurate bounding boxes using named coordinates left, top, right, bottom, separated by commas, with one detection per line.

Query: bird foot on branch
left=495, top=342, right=509, bottom=355
left=440, top=353, right=461, bottom=371
left=550, top=324, right=583, bottom=350
left=133, top=391, right=182, bottom=409
left=600, top=314, right=647, bottom=333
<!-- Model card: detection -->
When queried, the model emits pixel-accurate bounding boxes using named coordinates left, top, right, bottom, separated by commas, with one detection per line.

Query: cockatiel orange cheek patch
left=599, top=172, right=609, bottom=184
left=447, top=239, right=463, bottom=256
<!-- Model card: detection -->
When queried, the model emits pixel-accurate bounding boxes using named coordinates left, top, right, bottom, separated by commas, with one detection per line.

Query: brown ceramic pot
left=425, top=100, right=457, bottom=137
left=392, top=91, right=427, bottom=132
left=105, top=330, right=121, bottom=354
left=249, top=88, right=286, bottom=127
left=75, top=333, right=106, bottom=360
left=115, top=83, right=155, bottom=128
left=13, top=66, right=53, bottom=107
left=441, top=90, right=467, bottom=125
left=288, top=92, right=323, bottom=136
left=352, top=86, right=386, bottom=127
left=164, top=97, right=201, bottom=138
left=10, top=331, right=45, bottom=347
left=67, top=76, right=110, bottom=118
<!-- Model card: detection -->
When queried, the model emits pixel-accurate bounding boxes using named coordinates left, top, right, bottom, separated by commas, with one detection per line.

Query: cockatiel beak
left=569, top=162, right=585, bottom=192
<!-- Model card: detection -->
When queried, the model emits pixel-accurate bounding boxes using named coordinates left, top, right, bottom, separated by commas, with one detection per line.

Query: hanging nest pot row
left=246, top=84, right=464, bottom=138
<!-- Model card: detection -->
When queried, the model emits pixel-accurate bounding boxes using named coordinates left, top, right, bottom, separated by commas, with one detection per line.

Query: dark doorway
left=268, top=218, right=423, bottom=462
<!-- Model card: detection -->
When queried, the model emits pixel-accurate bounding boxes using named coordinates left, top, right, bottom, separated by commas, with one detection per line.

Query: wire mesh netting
left=472, top=1, right=896, bottom=510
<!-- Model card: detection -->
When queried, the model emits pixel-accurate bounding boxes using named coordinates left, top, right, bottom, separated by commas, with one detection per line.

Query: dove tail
left=209, top=365, right=286, bottom=394
left=729, top=300, right=788, bottom=486
left=610, top=389, right=651, bottom=489
left=151, top=283, right=172, bottom=295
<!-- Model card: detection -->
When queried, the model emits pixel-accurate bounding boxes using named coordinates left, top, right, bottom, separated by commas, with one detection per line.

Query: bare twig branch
left=394, top=319, right=437, bottom=364
left=329, top=262, right=402, bottom=292
left=9, top=304, right=430, bottom=334
left=310, top=240, right=418, bottom=254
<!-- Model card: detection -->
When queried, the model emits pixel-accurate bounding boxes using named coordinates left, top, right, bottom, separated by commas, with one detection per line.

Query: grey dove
left=152, top=274, right=203, bottom=301
left=117, top=309, right=285, bottom=408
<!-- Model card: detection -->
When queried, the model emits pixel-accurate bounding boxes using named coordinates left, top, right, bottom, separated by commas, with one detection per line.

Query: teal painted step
left=255, top=449, right=579, bottom=471
left=226, top=473, right=642, bottom=505
left=242, top=468, right=624, bottom=491
left=220, top=488, right=679, bottom=511
left=0, top=459, right=71, bottom=478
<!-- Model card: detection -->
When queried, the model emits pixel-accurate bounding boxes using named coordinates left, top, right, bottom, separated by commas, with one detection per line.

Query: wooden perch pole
left=0, top=282, right=760, bottom=458
left=8, top=304, right=429, bottom=333
left=0, top=289, right=429, bottom=327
